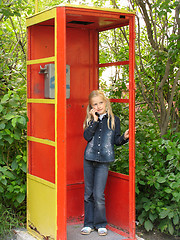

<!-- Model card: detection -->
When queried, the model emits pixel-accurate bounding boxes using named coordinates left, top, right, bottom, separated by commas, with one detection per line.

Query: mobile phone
left=95, top=112, right=100, bottom=117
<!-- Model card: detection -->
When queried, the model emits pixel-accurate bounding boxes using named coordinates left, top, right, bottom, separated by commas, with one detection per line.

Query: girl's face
left=90, top=96, right=106, bottom=115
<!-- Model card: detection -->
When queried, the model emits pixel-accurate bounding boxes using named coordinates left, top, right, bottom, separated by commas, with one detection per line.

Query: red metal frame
left=128, top=15, right=136, bottom=240
left=56, top=7, right=67, bottom=239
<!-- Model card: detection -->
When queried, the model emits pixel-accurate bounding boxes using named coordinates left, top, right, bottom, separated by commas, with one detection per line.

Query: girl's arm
left=84, top=108, right=99, bottom=141
left=114, top=116, right=129, bottom=146
left=83, top=121, right=99, bottom=141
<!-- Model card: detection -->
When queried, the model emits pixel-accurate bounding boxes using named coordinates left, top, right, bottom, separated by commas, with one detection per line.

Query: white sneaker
left=98, top=227, right=108, bottom=236
left=81, top=227, right=94, bottom=235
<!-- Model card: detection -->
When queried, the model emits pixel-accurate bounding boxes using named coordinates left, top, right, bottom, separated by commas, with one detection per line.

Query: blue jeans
left=84, top=159, right=109, bottom=229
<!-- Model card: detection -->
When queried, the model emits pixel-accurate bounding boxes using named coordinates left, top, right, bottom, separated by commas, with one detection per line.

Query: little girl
left=81, top=90, right=129, bottom=236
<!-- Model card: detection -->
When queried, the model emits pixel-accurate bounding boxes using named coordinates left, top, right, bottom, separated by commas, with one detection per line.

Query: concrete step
left=13, top=225, right=145, bottom=240
left=13, top=229, right=36, bottom=240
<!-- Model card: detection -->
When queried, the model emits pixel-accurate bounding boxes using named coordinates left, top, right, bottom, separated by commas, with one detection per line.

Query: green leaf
left=12, top=117, right=17, bottom=127
left=0, top=185, right=4, bottom=193
left=4, top=135, right=14, bottom=144
left=0, top=105, right=3, bottom=113
left=168, top=222, right=174, bottom=235
left=167, top=154, right=174, bottom=160
left=138, top=213, right=145, bottom=225
left=154, top=182, right=160, bottom=189
left=144, top=201, right=151, bottom=211
left=1, top=178, right=7, bottom=185
left=164, top=188, right=172, bottom=193
left=157, top=177, right=166, bottom=183
left=0, top=123, right=5, bottom=130
left=173, top=214, right=179, bottom=225
left=149, top=212, right=157, bottom=222
left=9, top=99, right=19, bottom=107
left=158, top=219, right=168, bottom=232
left=5, top=170, right=15, bottom=179
left=1, top=94, right=9, bottom=103
left=139, top=180, right=145, bottom=185
left=160, top=209, right=170, bottom=219
left=144, top=220, right=153, bottom=231
left=5, top=129, right=11, bottom=135
left=5, top=113, right=15, bottom=120
left=7, top=185, right=14, bottom=193
left=11, top=160, right=18, bottom=170
left=13, top=130, right=21, bottom=140
left=21, top=162, right=27, bottom=173
left=17, top=116, right=26, bottom=126
left=16, top=193, right=25, bottom=203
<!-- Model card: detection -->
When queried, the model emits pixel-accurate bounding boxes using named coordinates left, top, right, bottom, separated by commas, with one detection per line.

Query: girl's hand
left=90, top=109, right=98, bottom=122
left=124, top=128, right=136, bottom=140
left=124, top=129, right=129, bottom=140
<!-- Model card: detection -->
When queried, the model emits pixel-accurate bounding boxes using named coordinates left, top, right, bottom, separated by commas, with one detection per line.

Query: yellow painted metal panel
left=27, top=98, right=55, bottom=104
left=61, top=3, right=136, bottom=15
left=27, top=174, right=56, bottom=239
left=26, top=57, right=55, bottom=65
left=26, top=8, right=56, bottom=27
left=28, top=4, right=136, bottom=19
left=27, top=136, right=55, bottom=147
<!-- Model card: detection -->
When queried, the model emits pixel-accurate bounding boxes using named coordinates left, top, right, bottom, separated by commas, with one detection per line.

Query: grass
left=0, top=203, right=26, bottom=239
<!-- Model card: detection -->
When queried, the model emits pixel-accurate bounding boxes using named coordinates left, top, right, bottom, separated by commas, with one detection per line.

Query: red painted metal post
left=129, top=15, right=136, bottom=240
left=56, top=7, right=67, bottom=240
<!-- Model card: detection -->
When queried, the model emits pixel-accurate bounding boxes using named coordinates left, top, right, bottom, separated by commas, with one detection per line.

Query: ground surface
left=5, top=225, right=180, bottom=240
left=67, top=224, right=126, bottom=240
left=136, top=227, right=180, bottom=240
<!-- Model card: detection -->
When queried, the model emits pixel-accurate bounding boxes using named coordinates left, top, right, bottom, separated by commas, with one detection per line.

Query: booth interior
left=27, top=5, right=135, bottom=240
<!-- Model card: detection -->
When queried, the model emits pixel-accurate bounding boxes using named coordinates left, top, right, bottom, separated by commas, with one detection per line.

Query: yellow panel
left=26, top=57, right=55, bottom=65
left=27, top=99, right=55, bottom=104
left=26, top=8, right=56, bottom=27
left=62, top=3, right=136, bottom=14
left=27, top=136, right=55, bottom=147
left=29, top=4, right=136, bottom=18
left=27, top=174, right=56, bottom=239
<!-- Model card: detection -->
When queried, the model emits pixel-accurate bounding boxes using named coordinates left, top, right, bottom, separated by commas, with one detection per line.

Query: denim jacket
left=84, top=114, right=128, bottom=163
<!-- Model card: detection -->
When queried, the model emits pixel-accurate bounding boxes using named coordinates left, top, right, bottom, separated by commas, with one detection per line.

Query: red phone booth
left=26, top=4, right=136, bottom=240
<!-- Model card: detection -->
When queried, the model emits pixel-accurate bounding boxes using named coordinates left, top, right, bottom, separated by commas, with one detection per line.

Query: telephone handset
left=95, top=112, right=100, bottom=117
left=90, top=105, right=100, bottom=117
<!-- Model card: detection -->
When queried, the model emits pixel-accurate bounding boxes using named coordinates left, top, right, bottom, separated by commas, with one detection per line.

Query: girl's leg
left=83, top=159, right=95, bottom=228
left=93, top=162, right=109, bottom=229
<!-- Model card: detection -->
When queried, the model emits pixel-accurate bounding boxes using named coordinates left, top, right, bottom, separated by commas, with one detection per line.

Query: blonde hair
left=83, top=90, right=115, bottom=130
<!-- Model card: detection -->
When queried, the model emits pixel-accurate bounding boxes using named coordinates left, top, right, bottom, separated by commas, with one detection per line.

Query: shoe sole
left=98, top=233, right=107, bottom=236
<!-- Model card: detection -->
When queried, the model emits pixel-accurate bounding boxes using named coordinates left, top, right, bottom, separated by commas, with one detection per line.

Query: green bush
left=0, top=90, right=28, bottom=211
left=136, top=131, right=180, bottom=236
left=110, top=103, right=180, bottom=236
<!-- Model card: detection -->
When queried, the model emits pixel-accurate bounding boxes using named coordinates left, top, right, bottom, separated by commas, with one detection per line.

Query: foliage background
left=0, top=0, right=179, bottom=238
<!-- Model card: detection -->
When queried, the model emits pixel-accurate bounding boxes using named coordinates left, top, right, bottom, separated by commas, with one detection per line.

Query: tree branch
left=135, top=0, right=158, bottom=50
left=164, top=68, right=180, bottom=130
left=135, top=64, right=161, bottom=127
left=9, top=17, right=25, bottom=55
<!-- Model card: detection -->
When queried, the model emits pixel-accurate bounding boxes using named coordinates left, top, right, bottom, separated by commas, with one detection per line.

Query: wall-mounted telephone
left=39, top=64, right=70, bottom=99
